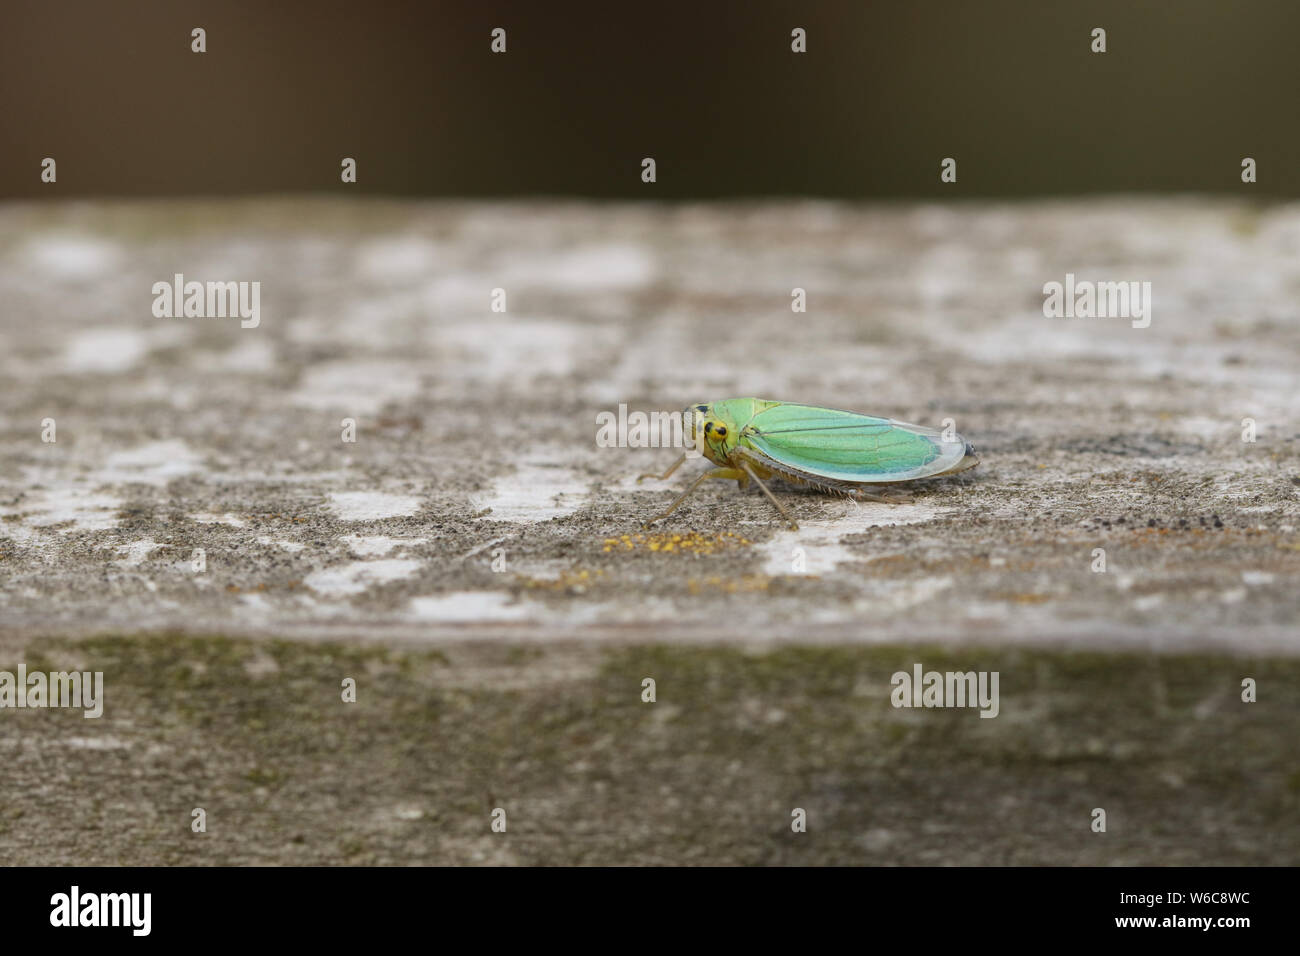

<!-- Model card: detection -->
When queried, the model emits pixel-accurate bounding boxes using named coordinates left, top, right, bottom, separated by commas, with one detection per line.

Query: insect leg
left=848, top=486, right=913, bottom=504
left=636, top=453, right=687, bottom=483
left=642, top=467, right=745, bottom=529
left=739, top=461, right=799, bottom=531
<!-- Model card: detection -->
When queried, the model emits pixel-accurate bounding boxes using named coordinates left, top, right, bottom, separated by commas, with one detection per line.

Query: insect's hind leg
left=642, top=467, right=746, bottom=529
left=846, top=486, right=913, bottom=504
left=795, top=471, right=913, bottom=505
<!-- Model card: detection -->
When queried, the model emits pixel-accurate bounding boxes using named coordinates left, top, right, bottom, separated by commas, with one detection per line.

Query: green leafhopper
left=638, top=398, right=978, bottom=530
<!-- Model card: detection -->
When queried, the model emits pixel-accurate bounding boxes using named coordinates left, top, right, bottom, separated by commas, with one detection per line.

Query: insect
left=638, top=398, right=978, bottom=531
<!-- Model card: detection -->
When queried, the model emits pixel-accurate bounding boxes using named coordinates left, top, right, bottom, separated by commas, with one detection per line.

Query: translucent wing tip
left=947, top=440, right=980, bottom=474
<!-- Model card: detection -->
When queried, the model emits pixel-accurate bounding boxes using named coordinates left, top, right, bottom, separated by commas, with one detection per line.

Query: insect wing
left=741, top=403, right=966, bottom=483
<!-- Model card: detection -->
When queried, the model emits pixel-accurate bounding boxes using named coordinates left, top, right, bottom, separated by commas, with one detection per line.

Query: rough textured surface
left=2, top=198, right=1298, bottom=649
left=1, top=199, right=1296, bottom=863
left=3, top=635, right=1296, bottom=866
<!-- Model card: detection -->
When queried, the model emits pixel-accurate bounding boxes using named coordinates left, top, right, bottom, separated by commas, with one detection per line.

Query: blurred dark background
left=2, top=0, right=1297, bottom=199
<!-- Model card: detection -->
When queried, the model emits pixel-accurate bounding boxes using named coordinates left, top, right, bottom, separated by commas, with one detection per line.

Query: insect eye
left=715, top=426, right=727, bottom=437
left=704, top=421, right=713, bottom=434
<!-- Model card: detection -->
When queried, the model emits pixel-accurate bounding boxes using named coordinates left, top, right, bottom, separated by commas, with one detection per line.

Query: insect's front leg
left=738, top=461, right=798, bottom=531
left=642, top=467, right=746, bottom=529
left=636, top=453, right=687, bottom=483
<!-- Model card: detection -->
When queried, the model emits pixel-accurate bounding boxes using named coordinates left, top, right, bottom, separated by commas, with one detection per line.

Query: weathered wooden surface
left=2, top=198, right=1297, bottom=650
left=1, top=199, right=1297, bottom=865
